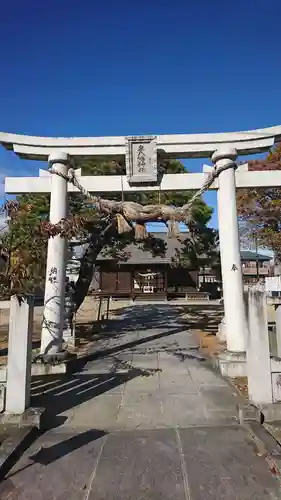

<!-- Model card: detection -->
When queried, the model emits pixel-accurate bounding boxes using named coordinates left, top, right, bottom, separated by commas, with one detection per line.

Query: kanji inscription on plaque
left=125, top=136, right=158, bottom=184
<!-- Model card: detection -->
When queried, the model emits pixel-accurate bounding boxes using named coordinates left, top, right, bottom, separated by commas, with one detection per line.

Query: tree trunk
left=74, top=241, right=102, bottom=312
left=65, top=223, right=112, bottom=333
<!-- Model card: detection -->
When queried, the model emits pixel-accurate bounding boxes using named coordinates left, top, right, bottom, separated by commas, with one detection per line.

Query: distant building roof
left=96, top=232, right=188, bottom=265
left=75, top=231, right=272, bottom=266
left=96, top=231, right=220, bottom=267
left=240, top=250, right=271, bottom=262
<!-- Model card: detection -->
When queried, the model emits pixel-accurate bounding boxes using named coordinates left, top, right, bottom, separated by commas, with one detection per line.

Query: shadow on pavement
left=2, top=304, right=223, bottom=482
left=76, top=303, right=223, bottom=341
left=2, top=368, right=153, bottom=478
left=31, top=365, right=159, bottom=430
left=2, top=428, right=107, bottom=485
left=28, top=428, right=106, bottom=465
left=76, top=325, right=197, bottom=366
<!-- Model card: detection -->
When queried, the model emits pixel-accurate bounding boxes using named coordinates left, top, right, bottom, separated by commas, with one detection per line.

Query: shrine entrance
left=133, top=270, right=165, bottom=294
left=2, top=125, right=281, bottom=366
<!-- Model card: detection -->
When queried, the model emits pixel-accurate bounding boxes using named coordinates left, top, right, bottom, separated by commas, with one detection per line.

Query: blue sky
left=0, top=0, right=280, bottom=231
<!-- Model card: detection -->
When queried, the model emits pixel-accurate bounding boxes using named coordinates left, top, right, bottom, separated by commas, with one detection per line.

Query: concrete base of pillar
left=239, top=401, right=281, bottom=422
left=0, top=358, right=77, bottom=381
left=0, top=406, right=45, bottom=428
left=31, top=362, right=70, bottom=376
left=237, top=403, right=262, bottom=424
left=259, top=403, right=281, bottom=422
left=270, top=356, right=281, bottom=372
left=214, top=350, right=247, bottom=378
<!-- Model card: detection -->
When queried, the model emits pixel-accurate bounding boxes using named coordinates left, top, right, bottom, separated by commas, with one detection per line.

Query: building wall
left=167, top=267, right=198, bottom=291
left=97, top=263, right=199, bottom=294
left=242, top=260, right=271, bottom=276
left=241, top=259, right=271, bottom=285
left=100, top=270, right=131, bottom=292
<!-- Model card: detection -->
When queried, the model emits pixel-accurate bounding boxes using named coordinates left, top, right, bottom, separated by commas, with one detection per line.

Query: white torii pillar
left=40, top=152, right=70, bottom=356
left=212, top=148, right=247, bottom=360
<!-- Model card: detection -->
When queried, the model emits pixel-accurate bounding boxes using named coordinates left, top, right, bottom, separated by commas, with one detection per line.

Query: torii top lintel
left=0, top=125, right=281, bottom=160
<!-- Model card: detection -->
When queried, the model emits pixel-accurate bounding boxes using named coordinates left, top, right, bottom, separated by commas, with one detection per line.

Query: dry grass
left=232, top=377, right=248, bottom=399
left=196, top=330, right=226, bottom=357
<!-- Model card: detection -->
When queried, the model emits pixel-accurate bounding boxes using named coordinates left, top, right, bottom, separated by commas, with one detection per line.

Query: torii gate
left=2, top=126, right=281, bottom=373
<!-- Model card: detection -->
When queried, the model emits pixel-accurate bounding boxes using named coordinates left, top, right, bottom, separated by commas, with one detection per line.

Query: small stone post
left=217, top=317, right=226, bottom=341
left=5, top=296, right=34, bottom=414
left=247, top=286, right=273, bottom=404
left=275, top=304, right=281, bottom=358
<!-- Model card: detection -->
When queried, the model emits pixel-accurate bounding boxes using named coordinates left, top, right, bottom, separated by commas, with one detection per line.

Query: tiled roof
left=96, top=232, right=188, bottom=265
left=240, top=250, right=271, bottom=262
left=76, top=232, right=272, bottom=265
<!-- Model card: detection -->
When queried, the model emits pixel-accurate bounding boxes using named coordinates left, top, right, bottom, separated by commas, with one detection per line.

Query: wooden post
left=106, top=297, right=110, bottom=320
left=164, top=268, right=168, bottom=295
left=97, top=296, right=102, bottom=322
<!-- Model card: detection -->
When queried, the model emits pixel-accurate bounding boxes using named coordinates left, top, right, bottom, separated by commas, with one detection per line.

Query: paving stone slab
left=121, top=390, right=160, bottom=405
left=115, top=414, right=166, bottom=430
left=66, top=394, right=122, bottom=429
left=159, top=373, right=198, bottom=395
left=178, top=426, right=281, bottom=499
left=131, top=353, right=158, bottom=368
left=158, top=359, right=192, bottom=373
left=161, top=394, right=207, bottom=426
left=117, top=393, right=163, bottom=430
left=198, top=386, right=241, bottom=410
left=123, top=374, right=160, bottom=393
left=188, top=365, right=229, bottom=386
left=81, top=358, right=117, bottom=373
left=108, top=336, right=140, bottom=349
left=88, top=429, right=186, bottom=500
left=111, top=351, right=134, bottom=364
left=204, top=408, right=238, bottom=423
left=0, top=429, right=107, bottom=500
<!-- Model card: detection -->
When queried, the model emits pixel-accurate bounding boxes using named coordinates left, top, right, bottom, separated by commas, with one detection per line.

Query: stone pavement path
left=1, top=305, right=280, bottom=499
